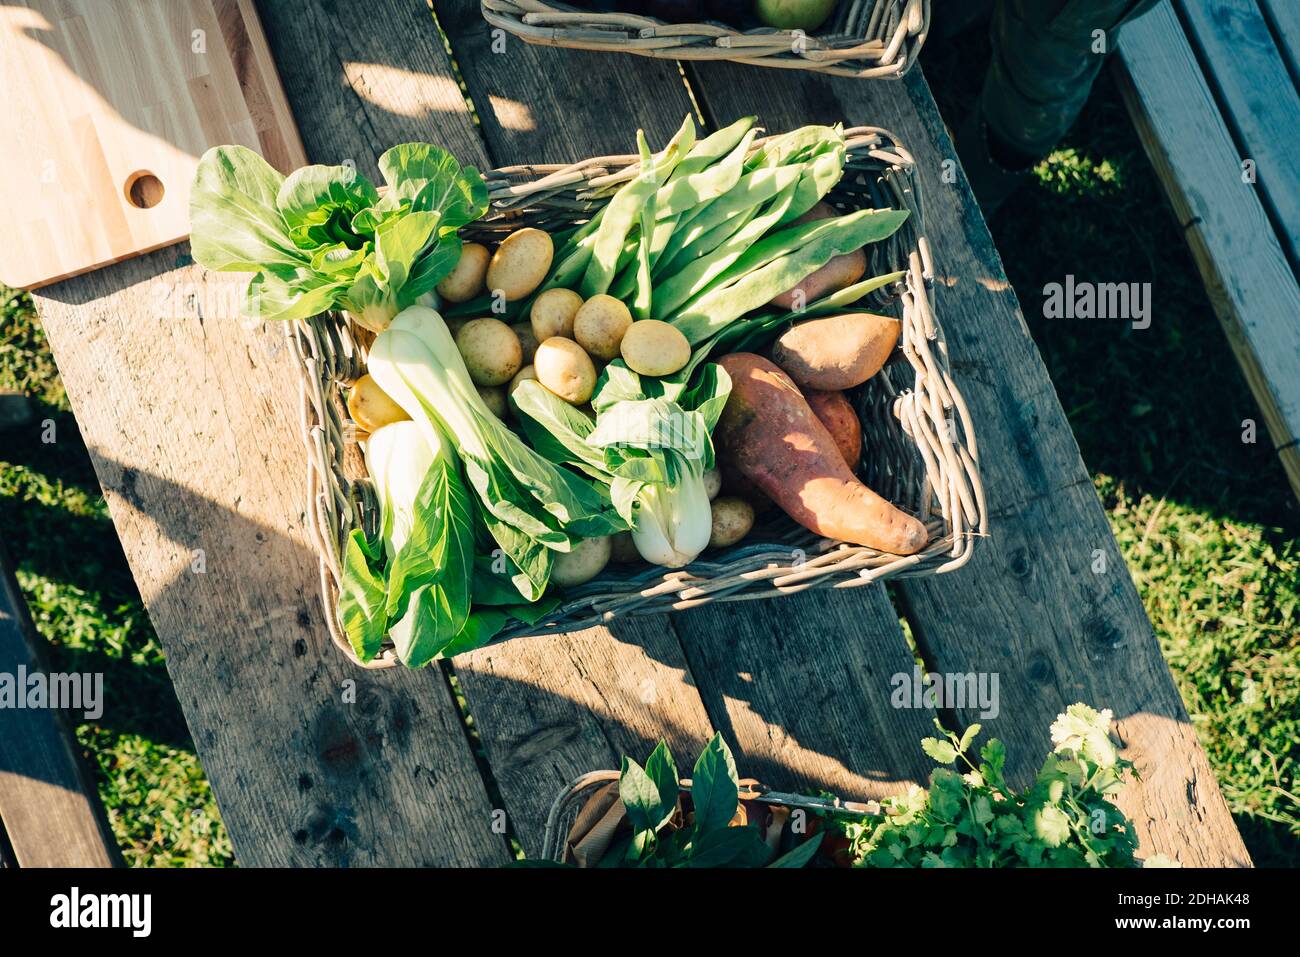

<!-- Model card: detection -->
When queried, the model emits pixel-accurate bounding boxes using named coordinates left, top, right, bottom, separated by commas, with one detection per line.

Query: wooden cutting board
left=1, top=0, right=305, bottom=290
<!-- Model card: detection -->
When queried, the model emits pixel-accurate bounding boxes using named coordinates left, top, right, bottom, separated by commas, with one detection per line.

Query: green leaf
left=375, top=210, right=441, bottom=296
left=958, top=723, right=982, bottom=754
left=337, top=528, right=387, bottom=662
left=921, top=737, right=958, bottom=764
left=691, top=733, right=740, bottom=834
left=378, top=143, right=488, bottom=229
left=437, top=607, right=508, bottom=658
left=620, top=750, right=677, bottom=836
left=769, top=832, right=823, bottom=868
left=276, top=164, right=379, bottom=248
left=189, top=146, right=304, bottom=273
left=687, top=824, right=771, bottom=867
left=242, top=267, right=343, bottom=322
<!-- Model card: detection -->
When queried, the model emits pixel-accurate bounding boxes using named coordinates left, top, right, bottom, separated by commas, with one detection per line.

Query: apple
left=753, top=0, right=837, bottom=32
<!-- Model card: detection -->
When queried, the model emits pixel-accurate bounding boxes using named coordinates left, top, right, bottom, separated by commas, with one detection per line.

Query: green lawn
left=0, top=28, right=1295, bottom=867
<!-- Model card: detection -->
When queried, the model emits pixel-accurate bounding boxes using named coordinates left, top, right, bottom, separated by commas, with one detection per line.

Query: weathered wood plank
left=1177, top=0, right=1300, bottom=266
left=430, top=0, right=720, bottom=855
left=676, top=589, right=939, bottom=801
left=1116, top=2, right=1300, bottom=501
left=0, top=545, right=121, bottom=867
left=28, top=0, right=510, bottom=867
left=683, top=58, right=1251, bottom=866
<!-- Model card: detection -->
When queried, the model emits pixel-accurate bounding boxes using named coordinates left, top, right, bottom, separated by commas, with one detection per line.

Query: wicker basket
left=481, top=0, right=929, bottom=79
left=290, top=125, right=985, bottom=669
left=541, top=769, right=878, bottom=863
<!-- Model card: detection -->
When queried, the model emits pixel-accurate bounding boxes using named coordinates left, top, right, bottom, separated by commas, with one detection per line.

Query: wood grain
left=27, top=0, right=512, bottom=867
left=681, top=57, right=1251, bottom=865
left=0, top=547, right=121, bottom=867
left=1116, top=2, right=1300, bottom=502
left=1177, top=0, right=1300, bottom=266
left=2, top=0, right=306, bottom=290
left=429, top=0, right=724, bottom=856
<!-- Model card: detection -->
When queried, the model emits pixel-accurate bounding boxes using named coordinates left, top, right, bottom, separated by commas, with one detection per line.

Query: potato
left=551, top=536, right=611, bottom=586
left=347, top=373, right=409, bottom=432
left=534, top=337, right=597, bottom=404
left=531, top=288, right=583, bottom=341
left=702, top=467, right=722, bottom=501
left=804, top=389, right=862, bottom=472
left=709, top=497, right=755, bottom=549
left=769, top=312, right=900, bottom=391
left=456, top=318, right=523, bottom=387
left=620, top=319, right=690, bottom=376
left=486, top=228, right=553, bottom=301
left=511, top=321, right=540, bottom=364
left=574, top=294, right=633, bottom=361
left=609, top=531, right=641, bottom=563
left=508, top=364, right=538, bottom=400
left=436, top=242, right=489, bottom=303
left=477, top=385, right=507, bottom=419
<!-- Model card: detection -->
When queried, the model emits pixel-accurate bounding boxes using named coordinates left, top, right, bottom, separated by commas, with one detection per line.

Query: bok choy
left=189, top=143, right=487, bottom=328
left=512, top=360, right=731, bottom=568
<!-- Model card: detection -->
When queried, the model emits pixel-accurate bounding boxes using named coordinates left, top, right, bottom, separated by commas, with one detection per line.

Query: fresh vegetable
left=551, top=535, right=611, bottom=586
left=487, top=227, right=553, bottom=301
left=608, top=531, right=640, bottom=563
left=530, top=287, right=582, bottom=340
left=369, top=306, right=625, bottom=603
left=511, top=361, right=731, bottom=568
left=769, top=203, right=867, bottom=309
left=753, top=0, right=838, bottom=31
left=716, top=353, right=927, bottom=554
left=189, top=142, right=487, bottom=328
left=455, top=317, right=522, bottom=386
left=569, top=703, right=1168, bottom=869
left=702, top=466, right=722, bottom=500
left=436, top=241, right=489, bottom=302
left=574, top=294, right=633, bottom=360
left=619, top=319, right=690, bottom=377
left=508, top=364, right=537, bottom=400
left=769, top=311, right=899, bottom=391
left=803, top=388, right=861, bottom=471
left=346, top=373, right=409, bottom=433
left=534, top=337, right=597, bottom=404
left=476, top=385, right=508, bottom=419
left=709, top=496, right=754, bottom=548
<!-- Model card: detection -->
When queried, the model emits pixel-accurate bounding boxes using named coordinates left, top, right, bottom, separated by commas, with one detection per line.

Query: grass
left=0, top=24, right=1295, bottom=868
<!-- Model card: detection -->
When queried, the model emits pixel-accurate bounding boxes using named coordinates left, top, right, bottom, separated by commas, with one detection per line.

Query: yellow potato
left=436, top=242, right=489, bottom=303
left=574, top=294, right=633, bottom=361
left=347, top=374, right=409, bottom=432
left=477, top=385, right=507, bottom=419
left=534, top=337, right=597, bottom=405
left=551, top=536, right=611, bottom=587
left=619, top=319, right=690, bottom=376
left=709, top=496, right=755, bottom=549
left=511, top=321, right=540, bottom=365
left=702, top=467, right=722, bottom=501
left=531, top=288, right=583, bottom=341
left=486, top=228, right=553, bottom=302
left=508, top=364, right=538, bottom=401
left=456, top=318, right=522, bottom=387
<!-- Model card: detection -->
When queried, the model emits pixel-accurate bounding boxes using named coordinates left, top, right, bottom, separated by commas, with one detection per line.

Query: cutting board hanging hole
left=124, top=171, right=164, bottom=209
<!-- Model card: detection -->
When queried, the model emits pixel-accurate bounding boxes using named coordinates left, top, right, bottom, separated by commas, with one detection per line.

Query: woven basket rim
left=293, top=123, right=986, bottom=669
left=481, top=0, right=929, bottom=79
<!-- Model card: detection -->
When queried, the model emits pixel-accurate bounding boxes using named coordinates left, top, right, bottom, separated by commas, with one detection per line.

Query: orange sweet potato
left=804, top=389, right=862, bottom=472
left=715, top=353, right=927, bottom=555
left=769, top=203, right=867, bottom=311
left=769, top=312, right=900, bottom=392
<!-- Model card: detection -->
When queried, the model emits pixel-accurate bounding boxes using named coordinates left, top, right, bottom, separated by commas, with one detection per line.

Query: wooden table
left=29, top=0, right=1250, bottom=866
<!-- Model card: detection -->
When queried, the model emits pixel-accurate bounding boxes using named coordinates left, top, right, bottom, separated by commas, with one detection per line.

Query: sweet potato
left=715, top=353, right=927, bottom=555
left=769, top=203, right=867, bottom=310
left=769, top=312, right=899, bottom=391
left=804, top=389, right=861, bottom=472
